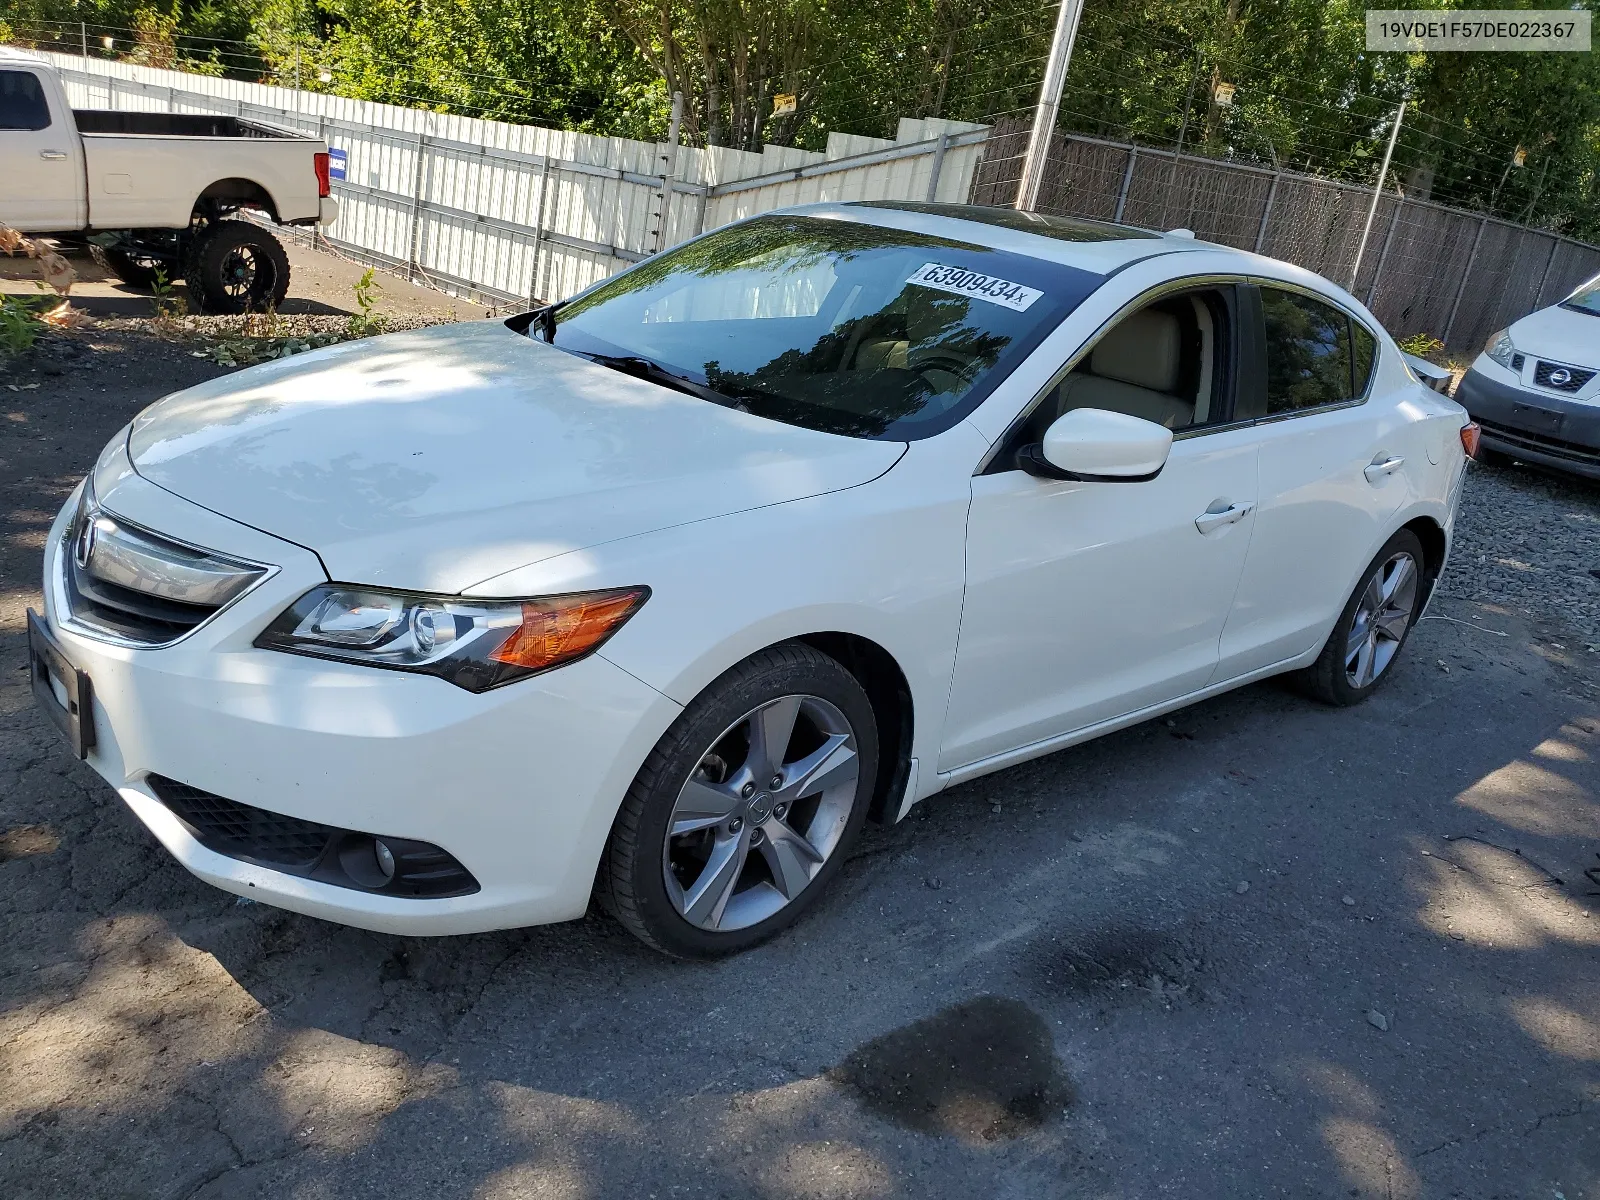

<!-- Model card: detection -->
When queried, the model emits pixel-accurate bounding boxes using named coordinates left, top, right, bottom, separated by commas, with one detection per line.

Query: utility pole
left=1348, top=100, right=1404, bottom=291
left=1014, top=0, right=1087, bottom=212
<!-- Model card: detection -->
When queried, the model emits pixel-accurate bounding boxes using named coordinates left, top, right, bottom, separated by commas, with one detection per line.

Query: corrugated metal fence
left=973, top=116, right=1600, bottom=354
left=41, top=51, right=986, bottom=308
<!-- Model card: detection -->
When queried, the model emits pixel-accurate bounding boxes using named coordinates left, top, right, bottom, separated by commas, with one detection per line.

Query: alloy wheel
left=219, top=246, right=263, bottom=300
left=663, top=693, right=860, bottom=932
left=1345, top=550, right=1418, bottom=689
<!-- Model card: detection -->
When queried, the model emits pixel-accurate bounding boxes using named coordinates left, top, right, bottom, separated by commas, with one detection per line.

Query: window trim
left=1248, top=277, right=1382, bottom=424
left=977, top=273, right=1251, bottom=476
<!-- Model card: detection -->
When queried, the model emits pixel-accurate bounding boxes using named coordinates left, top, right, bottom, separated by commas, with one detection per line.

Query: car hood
left=1509, top=303, right=1600, bottom=366
left=129, top=321, right=906, bottom=593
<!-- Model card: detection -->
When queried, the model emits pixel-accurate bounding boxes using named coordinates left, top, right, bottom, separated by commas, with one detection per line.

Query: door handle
left=1364, top=455, right=1405, bottom=483
left=39, top=150, right=68, bottom=160
left=1195, top=501, right=1254, bottom=534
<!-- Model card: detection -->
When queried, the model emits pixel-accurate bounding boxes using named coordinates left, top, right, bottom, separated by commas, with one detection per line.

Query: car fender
left=464, top=424, right=989, bottom=807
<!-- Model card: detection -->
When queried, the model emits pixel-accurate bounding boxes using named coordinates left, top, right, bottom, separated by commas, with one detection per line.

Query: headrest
left=1089, top=309, right=1181, bottom=393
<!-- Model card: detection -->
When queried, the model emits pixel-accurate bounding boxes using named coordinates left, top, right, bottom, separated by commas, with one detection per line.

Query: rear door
left=1216, top=284, right=1409, bottom=679
left=0, top=66, right=85, bottom=231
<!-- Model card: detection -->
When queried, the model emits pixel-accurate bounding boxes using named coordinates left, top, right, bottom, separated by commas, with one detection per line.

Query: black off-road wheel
left=596, top=643, right=879, bottom=958
left=89, top=243, right=166, bottom=291
left=184, top=221, right=290, bottom=314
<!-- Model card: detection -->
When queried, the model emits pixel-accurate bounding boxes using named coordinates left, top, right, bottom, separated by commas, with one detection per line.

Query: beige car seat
left=1054, top=309, right=1194, bottom=429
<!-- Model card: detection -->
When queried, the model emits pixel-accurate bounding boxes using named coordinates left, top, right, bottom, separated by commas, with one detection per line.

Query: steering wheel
left=911, top=351, right=976, bottom=392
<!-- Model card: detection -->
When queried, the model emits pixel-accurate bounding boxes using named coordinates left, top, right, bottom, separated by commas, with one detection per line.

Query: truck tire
left=184, top=221, right=290, bottom=314
left=89, top=244, right=165, bottom=291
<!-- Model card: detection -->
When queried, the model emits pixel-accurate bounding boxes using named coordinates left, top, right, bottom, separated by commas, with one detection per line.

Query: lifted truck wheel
left=185, top=221, right=290, bottom=314
left=88, top=243, right=167, bottom=291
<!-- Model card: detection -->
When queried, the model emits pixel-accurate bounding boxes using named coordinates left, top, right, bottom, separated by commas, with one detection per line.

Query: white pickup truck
left=0, top=48, right=338, bottom=312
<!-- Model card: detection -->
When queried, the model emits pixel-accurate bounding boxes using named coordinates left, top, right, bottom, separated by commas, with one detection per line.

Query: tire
left=89, top=243, right=165, bottom=291
left=184, top=221, right=290, bottom=314
left=1293, top=528, right=1427, bottom=706
left=597, top=643, right=879, bottom=958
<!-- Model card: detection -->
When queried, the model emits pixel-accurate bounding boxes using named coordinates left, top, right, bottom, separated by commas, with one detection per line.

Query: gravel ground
left=1444, top=460, right=1600, bottom=647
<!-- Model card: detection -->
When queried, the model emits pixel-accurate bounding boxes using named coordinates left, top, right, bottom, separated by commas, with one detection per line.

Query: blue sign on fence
left=327, top=148, right=348, bottom=181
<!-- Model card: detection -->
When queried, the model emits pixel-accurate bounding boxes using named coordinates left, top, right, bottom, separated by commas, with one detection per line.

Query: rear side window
left=0, top=70, right=51, bottom=131
left=1261, top=287, right=1354, bottom=413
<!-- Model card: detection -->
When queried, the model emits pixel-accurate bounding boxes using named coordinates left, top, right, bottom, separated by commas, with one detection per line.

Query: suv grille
left=146, top=775, right=480, bottom=898
left=1533, top=360, right=1596, bottom=393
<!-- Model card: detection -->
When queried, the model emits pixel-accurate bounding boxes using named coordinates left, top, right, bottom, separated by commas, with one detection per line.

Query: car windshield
left=1563, top=274, right=1600, bottom=317
left=532, top=214, right=1104, bottom=439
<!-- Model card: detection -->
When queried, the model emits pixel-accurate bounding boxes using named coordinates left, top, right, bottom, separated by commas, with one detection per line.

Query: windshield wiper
left=579, top=353, right=740, bottom=407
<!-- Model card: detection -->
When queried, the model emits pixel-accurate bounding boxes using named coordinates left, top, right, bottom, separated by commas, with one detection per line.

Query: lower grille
left=1477, top=418, right=1600, bottom=467
left=146, top=775, right=480, bottom=898
left=153, top=776, right=332, bottom=870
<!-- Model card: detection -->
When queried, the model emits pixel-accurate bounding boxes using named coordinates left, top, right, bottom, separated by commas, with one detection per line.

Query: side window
left=0, top=70, right=52, bottom=132
left=1261, top=287, right=1354, bottom=413
left=1001, top=287, right=1235, bottom=461
left=1351, top=320, right=1377, bottom=396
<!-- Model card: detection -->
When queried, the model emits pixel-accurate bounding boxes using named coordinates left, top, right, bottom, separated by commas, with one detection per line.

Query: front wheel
left=89, top=243, right=166, bottom=291
left=1294, top=528, right=1426, bottom=706
left=597, top=643, right=879, bottom=958
left=184, top=221, right=290, bottom=314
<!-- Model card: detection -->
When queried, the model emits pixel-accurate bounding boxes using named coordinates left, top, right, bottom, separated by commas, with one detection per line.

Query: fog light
left=374, top=838, right=396, bottom=881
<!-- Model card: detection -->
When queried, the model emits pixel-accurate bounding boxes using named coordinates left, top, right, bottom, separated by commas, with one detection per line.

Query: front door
left=938, top=283, right=1260, bottom=771
left=0, top=66, right=84, bottom=231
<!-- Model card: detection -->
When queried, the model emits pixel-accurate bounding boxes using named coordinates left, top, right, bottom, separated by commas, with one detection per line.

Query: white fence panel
left=35, top=50, right=992, bottom=306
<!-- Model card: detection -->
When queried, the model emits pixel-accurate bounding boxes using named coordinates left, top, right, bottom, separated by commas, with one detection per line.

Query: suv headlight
left=255, top=584, right=650, bottom=692
left=1484, top=329, right=1517, bottom=369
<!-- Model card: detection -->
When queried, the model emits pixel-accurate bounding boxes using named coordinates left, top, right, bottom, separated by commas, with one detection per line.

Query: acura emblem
left=1549, top=368, right=1572, bottom=386
left=73, top=509, right=97, bottom=569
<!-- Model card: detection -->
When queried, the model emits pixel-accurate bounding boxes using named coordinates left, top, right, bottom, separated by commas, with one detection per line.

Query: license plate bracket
left=27, top=609, right=95, bottom=759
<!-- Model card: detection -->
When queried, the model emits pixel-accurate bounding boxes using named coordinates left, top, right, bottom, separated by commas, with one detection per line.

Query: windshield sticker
left=905, top=263, right=1043, bottom=312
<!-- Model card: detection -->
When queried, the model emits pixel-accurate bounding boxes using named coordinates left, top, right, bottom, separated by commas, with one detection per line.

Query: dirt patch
left=1025, top=926, right=1209, bottom=1005
left=829, top=995, right=1072, bottom=1143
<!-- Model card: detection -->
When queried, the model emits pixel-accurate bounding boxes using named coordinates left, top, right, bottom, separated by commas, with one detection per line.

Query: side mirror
left=1019, top=408, right=1174, bottom=482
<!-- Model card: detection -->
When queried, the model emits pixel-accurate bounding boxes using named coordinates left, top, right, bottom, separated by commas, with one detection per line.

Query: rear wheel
left=89, top=243, right=166, bottom=291
left=184, top=221, right=290, bottom=314
left=1294, top=528, right=1426, bottom=706
left=597, top=644, right=878, bottom=958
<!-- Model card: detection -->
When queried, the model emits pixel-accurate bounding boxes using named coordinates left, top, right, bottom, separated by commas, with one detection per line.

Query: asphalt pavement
left=0, top=278, right=1597, bottom=1199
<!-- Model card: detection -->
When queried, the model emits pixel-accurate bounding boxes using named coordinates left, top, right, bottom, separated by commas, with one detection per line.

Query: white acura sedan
left=31, top=203, right=1475, bottom=957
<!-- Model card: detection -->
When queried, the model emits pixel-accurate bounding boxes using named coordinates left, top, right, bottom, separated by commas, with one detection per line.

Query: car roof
left=791, top=200, right=1234, bottom=275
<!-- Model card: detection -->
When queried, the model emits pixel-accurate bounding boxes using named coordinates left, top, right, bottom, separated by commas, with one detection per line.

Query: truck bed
left=72, top=110, right=313, bottom=140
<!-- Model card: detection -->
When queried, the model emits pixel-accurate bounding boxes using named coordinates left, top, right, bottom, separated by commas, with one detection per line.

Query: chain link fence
left=972, top=116, right=1600, bottom=355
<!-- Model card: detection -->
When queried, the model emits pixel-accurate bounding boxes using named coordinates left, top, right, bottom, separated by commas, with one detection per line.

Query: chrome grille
left=58, top=486, right=270, bottom=647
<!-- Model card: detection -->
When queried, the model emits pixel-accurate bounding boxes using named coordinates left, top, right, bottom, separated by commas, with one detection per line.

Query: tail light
left=1460, top=422, right=1481, bottom=459
left=313, top=151, right=331, bottom=198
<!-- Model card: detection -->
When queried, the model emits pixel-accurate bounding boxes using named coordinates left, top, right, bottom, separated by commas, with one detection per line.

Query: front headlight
left=255, top=584, right=650, bottom=692
left=1484, top=329, right=1517, bottom=370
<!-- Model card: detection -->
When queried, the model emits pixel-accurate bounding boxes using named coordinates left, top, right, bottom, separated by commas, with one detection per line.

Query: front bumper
left=38, top=467, right=682, bottom=935
left=1456, top=366, right=1600, bottom=481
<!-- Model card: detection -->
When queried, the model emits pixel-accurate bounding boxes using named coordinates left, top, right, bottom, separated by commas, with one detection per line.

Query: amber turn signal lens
left=489, top=587, right=650, bottom=671
left=1460, top=422, right=1481, bottom=459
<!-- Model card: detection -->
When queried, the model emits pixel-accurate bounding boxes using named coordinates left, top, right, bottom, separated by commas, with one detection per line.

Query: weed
left=347, top=268, right=387, bottom=339
left=1396, top=331, right=1446, bottom=361
left=150, top=268, right=188, bottom=333
left=0, top=293, right=49, bottom=357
